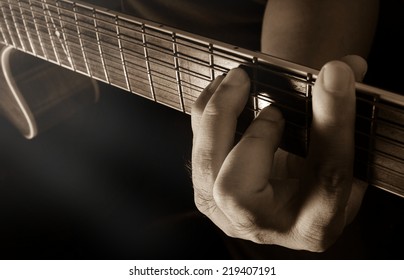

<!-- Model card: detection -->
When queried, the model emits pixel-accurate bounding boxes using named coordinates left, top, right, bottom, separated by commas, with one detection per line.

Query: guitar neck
left=1, top=0, right=404, bottom=197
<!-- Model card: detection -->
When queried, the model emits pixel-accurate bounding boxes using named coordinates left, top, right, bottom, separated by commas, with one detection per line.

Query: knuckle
left=191, top=79, right=221, bottom=116
left=220, top=221, right=252, bottom=241
left=203, top=96, right=230, bottom=117
left=247, top=231, right=271, bottom=244
left=295, top=220, right=343, bottom=252
left=191, top=101, right=204, bottom=117
left=316, top=165, right=352, bottom=193
left=212, top=181, right=244, bottom=216
left=193, top=191, right=215, bottom=216
left=244, top=118, right=280, bottom=139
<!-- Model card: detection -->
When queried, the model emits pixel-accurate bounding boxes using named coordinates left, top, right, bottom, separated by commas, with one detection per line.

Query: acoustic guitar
left=0, top=0, right=403, bottom=197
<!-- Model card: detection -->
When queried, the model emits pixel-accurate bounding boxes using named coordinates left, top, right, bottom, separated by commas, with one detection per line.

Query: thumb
left=340, top=55, right=368, bottom=82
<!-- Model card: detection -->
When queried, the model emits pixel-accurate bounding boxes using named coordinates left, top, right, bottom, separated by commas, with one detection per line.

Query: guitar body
left=0, top=43, right=98, bottom=138
left=0, top=0, right=403, bottom=261
left=0, top=0, right=402, bottom=196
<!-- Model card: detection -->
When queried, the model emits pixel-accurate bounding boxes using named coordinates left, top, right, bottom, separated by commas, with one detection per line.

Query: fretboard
left=1, top=0, right=404, bottom=197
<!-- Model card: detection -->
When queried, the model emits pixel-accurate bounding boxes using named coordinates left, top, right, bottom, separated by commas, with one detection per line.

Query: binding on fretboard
left=0, top=0, right=403, bottom=196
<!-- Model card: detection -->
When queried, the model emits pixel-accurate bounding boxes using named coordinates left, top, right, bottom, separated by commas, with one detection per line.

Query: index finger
left=192, top=68, right=250, bottom=193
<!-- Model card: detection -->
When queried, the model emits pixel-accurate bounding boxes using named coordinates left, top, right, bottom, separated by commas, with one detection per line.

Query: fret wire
left=1, top=23, right=368, bottom=133
left=41, top=0, right=61, bottom=65
left=12, top=1, right=188, bottom=50
left=55, top=0, right=75, bottom=69
left=28, top=1, right=56, bottom=62
left=2, top=0, right=403, bottom=194
left=0, top=3, right=20, bottom=48
left=9, top=19, right=148, bottom=86
left=115, top=15, right=131, bottom=91
left=12, top=20, right=114, bottom=69
left=92, top=8, right=109, bottom=83
left=8, top=0, right=253, bottom=73
left=0, top=3, right=10, bottom=45
left=171, top=32, right=185, bottom=112
left=71, top=2, right=92, bottom=76
left=139, top=29, right=234, bottom=66
left=6, top=2, right=311, bottom=93
left=5, top=1, right=404, bottom=126
left=16, top=25, right=62, bottom=64
left=6, top=12, right=398, bottom=129
left=8, top=2, right=404, bottom=97
left=9, top=2, right=390, bottom=118
left=119, top=35, right=211, bottom=73
left=366, top=93, right=378, bottom=178
left=124, top=44, right=212, bottom=81
left=17, top=1, right=45, bottom=57
left=124, top=64, right=398, bottom=136
left=251, top=57, right=259, bottom=118
left=180, top=79, right=205, bottom=92
left=24, top=2, right=156, bottom=85
left=27, top=0, right=48, bottom=59
left=7, top=0, right=29, bottom=52
left=208, top=43, right=215, bottom=80
left=0, top=28, right=5, bottom=44
left=137, top=51, right=211, bottom=82
left=17, top=0, right=37, bottom=55
left=44, top=0, right=74, bottom=68
left=141, top=23, right=156, bottom=101
left=305, top=73, right=314, bottom=98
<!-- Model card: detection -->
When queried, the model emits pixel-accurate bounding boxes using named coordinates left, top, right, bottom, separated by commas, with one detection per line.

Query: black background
left=0, top=0, right=404, bottom=260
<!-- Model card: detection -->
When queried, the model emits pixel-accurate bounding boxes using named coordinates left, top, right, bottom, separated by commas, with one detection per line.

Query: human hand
left=191, top=56, right=368, bottom=252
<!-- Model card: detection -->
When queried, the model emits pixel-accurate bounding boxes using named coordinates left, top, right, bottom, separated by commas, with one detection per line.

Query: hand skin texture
left=191, top=55, right=369, bottom=252
left=191, top=0, right=379, bottom=253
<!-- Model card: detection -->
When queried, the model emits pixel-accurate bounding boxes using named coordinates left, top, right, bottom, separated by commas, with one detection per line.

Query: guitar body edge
left=0, top=44, right=37, bottom=139
left=0, top=44, right=99, bottom=139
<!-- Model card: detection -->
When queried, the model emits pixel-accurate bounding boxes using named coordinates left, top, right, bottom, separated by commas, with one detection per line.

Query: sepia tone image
left=0, top=0, right=403, bottom=259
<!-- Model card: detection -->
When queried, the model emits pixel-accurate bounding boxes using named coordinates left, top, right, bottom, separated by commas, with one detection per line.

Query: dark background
left=1, top=0, right=404, bottom=260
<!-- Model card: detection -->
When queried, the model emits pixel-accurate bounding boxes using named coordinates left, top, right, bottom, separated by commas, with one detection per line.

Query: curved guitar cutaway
left=0, top=0, right=403, bottom=197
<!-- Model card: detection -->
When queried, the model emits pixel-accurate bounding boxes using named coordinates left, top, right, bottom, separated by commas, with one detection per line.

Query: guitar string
left=7, top=1, right=404, bottom=106
left=0, top=5, right=312, bottom=113
left=1, top=1, right=398, bottom=99
left=3, top=1, right=404, bottom=147
left=3, top=1, right=404, bottom=180
left=43, top=0, right=73, bottom=67
left=5, top=16, right=376, bottom=140
left=6, top=0, right=404, bottom=130
left=3, top=1, right=404, bottom=192
left=3, top=0, right=404, bottom=127
left=3, top=3, right=395, bottom=113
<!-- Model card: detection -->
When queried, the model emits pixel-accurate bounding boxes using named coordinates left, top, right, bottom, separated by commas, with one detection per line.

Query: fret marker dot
left=55, top=30, right=61, bottom=38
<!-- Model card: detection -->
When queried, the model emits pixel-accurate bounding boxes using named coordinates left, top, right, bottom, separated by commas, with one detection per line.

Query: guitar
left=0, top=0, right=403, bottom=197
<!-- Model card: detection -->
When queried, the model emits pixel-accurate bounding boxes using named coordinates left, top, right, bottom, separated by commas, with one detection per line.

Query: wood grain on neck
left=0, top=0, right=403, bottom=197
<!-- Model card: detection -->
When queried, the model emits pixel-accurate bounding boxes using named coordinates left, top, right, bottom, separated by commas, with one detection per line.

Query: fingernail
left=322, top=62, right=353, bottom=92
left=259, top=105, right=284, bottom=122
